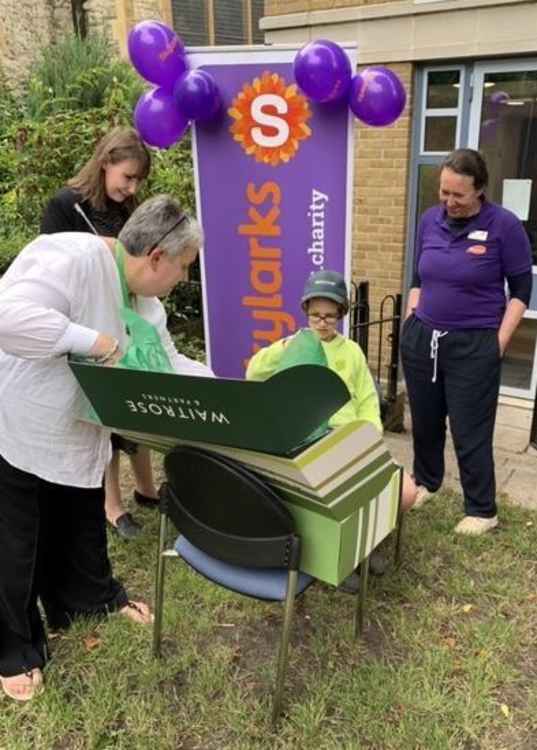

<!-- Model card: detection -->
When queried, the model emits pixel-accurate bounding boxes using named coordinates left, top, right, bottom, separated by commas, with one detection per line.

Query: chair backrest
left=163, top=446, right=301, bottom=570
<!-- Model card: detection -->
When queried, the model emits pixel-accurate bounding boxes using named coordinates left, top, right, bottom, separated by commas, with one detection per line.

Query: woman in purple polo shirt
left=401, top=148, right=532, bottom=535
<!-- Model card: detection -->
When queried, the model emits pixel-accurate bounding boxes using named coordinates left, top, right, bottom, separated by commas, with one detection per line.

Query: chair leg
left=152, top=513, right=169, bottom=658
left=271, top=569, right=298, bottom=724
left=353, top=553, right=370, bottom=639
left=394, top=466, right=405, bottom=567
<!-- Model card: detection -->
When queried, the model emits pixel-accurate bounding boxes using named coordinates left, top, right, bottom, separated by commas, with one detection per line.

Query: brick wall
left=262, top=0, right=414, bottom=371
left=352, top=62, right=413, bottom=375
left=266, top=0, right=400, bottom=15
left=87, top=0, right=169, bottom=57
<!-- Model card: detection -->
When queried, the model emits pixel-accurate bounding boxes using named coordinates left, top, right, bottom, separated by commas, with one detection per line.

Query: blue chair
left=153, top=446, right=314, bottom=722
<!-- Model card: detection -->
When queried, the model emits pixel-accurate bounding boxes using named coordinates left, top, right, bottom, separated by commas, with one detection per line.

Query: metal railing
left=530, top=386, right=537, bottom=450
left=349, top=280, right=403, bottom=408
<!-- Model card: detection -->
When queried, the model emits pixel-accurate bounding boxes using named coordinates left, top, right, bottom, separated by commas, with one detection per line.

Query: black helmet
left=301, top=270, right=349, bottom=314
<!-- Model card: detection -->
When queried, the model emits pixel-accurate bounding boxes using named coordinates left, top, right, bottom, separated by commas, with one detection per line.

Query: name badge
left=468, top=230, right=488, bottom=241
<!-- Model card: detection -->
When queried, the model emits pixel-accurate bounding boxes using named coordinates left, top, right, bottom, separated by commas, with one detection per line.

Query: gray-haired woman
left=0, top=195, right=212, bottom=701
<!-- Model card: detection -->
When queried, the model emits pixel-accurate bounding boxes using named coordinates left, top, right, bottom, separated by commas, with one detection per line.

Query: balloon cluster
left=128, top=20, right=221, bottom=148
left=294, top=39, right=406, bottom=127
left=128, top=23, right=406, bottom=150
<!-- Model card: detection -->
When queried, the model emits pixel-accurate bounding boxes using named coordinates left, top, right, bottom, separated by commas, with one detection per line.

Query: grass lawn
left=1, top=470, right=536, bottom=750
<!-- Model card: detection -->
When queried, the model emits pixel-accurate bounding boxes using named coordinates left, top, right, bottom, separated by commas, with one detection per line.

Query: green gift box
left=70, top=360, right=402, bottom=585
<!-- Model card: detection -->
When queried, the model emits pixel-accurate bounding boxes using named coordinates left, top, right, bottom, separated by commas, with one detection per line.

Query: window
left=476, top=70, right=537, bottom=267
left=171, top=0, right=210, bottom=46
left=251, top=0, right=265, bottom=44
left=172, top=0, right=265, bottom=46
left=214, top=0, right=245, bottom=45
left=420, top=68, right=463, bottom=155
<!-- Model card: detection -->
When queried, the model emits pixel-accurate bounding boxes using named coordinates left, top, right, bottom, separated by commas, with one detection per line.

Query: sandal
left=0, top=668, right=43, bottom=702
left=110, top=512, right=142, bottom=540
left=119, top=600, right=154, bottom=625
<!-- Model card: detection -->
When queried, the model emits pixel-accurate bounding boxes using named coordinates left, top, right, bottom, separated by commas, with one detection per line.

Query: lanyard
left=114, top=240, right=134, bottom=310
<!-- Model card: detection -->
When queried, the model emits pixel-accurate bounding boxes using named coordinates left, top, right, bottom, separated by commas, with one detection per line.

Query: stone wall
left=0, top=0, right=72, bottom=90
left=0, top=0, right=171, bottom=90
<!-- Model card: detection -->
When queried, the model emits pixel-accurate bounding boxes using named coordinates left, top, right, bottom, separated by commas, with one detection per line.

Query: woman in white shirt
left=0, top=194, right=212, bottom=701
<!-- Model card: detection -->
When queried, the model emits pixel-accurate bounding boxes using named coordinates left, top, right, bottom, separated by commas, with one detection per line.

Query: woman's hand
left=88, top=334, right=122, bottom=366
left=498, top=332, right=507, bottom=358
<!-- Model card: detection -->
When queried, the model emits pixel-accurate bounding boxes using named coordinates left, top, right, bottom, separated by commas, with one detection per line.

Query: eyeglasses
left=308, top=312, right=339, bottom=325
left=147, top=213, right=188, bottom=254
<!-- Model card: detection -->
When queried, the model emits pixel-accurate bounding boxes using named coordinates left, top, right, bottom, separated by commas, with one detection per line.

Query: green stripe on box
left=339, top=510, right=361, bottom=583
left=259, top=460, right=395, bottom=522
left=245, top=447, right=392, bottom=506
left=272, top=484, right=334, bottom=519
left=323, top=452, right=393, bottom=504
left=314, top=439, right=385, bottom=491
left=372, top=486, right=380, bottom=547
left=295, top=421, right=362, bottom=468
left=230, top=444, right=391, bottom=507
left=284, top=503, right=343, bottom=585
left=357, top=504, right=371, bottom=567
left=124, top=426, right=389, bottom=504
left=324, top=464, right=396, bottom=521
left=390, top=468, right=401, bottom=529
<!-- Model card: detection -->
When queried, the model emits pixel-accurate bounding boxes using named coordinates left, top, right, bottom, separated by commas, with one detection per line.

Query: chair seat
left=175, top=536, right=315, bottom=601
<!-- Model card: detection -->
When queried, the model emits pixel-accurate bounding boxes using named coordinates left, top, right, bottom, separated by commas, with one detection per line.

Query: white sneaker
left=412, top=485, right=435, bottom=510
left=454, top=515, right=498, bottom=536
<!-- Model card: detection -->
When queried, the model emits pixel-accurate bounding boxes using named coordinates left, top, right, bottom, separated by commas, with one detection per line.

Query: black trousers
left=401, top=315, right=501, bottom=518
left=0, top=454, right=128, bottom=677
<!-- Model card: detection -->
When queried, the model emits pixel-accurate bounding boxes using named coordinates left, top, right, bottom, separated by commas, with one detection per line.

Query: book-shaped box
left=69, top=361, right=401, bottom=585
left=69, top=361, right=350, bottom=456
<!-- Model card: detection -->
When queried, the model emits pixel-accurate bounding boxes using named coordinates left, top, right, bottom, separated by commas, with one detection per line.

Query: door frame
left=468, top=57, right=537, bottom=399
left=406, top=57, right=537, bottom=401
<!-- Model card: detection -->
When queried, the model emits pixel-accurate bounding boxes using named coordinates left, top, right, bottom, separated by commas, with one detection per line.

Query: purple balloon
left=128, top=20, right=187, bottom=89
left=349, top=67, right=406, bottom=127
left=490, top=90, right=509, bottom=106
left=134, top=88, right=190, bottom=149
left=174, top=69, right=221, bottom=121
left=294, top=39, right=351, bottom=103
left=487, top=89, right=509, bottom=116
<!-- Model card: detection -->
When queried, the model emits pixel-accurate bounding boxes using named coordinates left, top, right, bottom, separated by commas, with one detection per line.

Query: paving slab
left=385, top=407, right=537, bottom=513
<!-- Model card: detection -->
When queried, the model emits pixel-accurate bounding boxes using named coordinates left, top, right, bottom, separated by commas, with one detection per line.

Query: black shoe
left=133, top=490, right=159, bottom=509
left=369, top=549, right=388, bottom=577
left=112, top=512, right=142, bottom=539
left=337, top=571, right=361, bottom=594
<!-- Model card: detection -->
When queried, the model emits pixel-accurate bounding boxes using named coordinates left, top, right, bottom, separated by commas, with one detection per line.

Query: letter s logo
left=229, top=72, right=312, bottom=166
left=250, top=94, right=290, bottom=148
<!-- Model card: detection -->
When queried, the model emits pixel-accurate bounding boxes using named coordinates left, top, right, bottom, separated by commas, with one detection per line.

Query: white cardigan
left=0, top=232, right=212, bottom=487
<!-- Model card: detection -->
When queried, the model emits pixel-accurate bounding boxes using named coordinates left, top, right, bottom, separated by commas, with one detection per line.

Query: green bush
left=24, top=34, right=143, bottom=119
left=0, top=34, right=199, bottom=336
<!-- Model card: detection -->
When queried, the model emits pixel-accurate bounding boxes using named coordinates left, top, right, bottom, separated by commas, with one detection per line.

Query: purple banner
left=191, top=48, right=354, bottom=378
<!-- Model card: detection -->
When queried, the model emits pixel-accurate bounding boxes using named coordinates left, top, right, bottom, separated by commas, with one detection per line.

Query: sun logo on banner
left=228, top=71, right=312, bottom=166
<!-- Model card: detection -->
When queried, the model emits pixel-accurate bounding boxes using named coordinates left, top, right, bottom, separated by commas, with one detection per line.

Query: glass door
left=469, top=60, right=537, bottom=399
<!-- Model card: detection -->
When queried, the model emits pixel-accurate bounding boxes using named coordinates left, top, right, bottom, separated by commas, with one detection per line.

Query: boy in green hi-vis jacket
left=246, top=270, right=417, bottom=592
